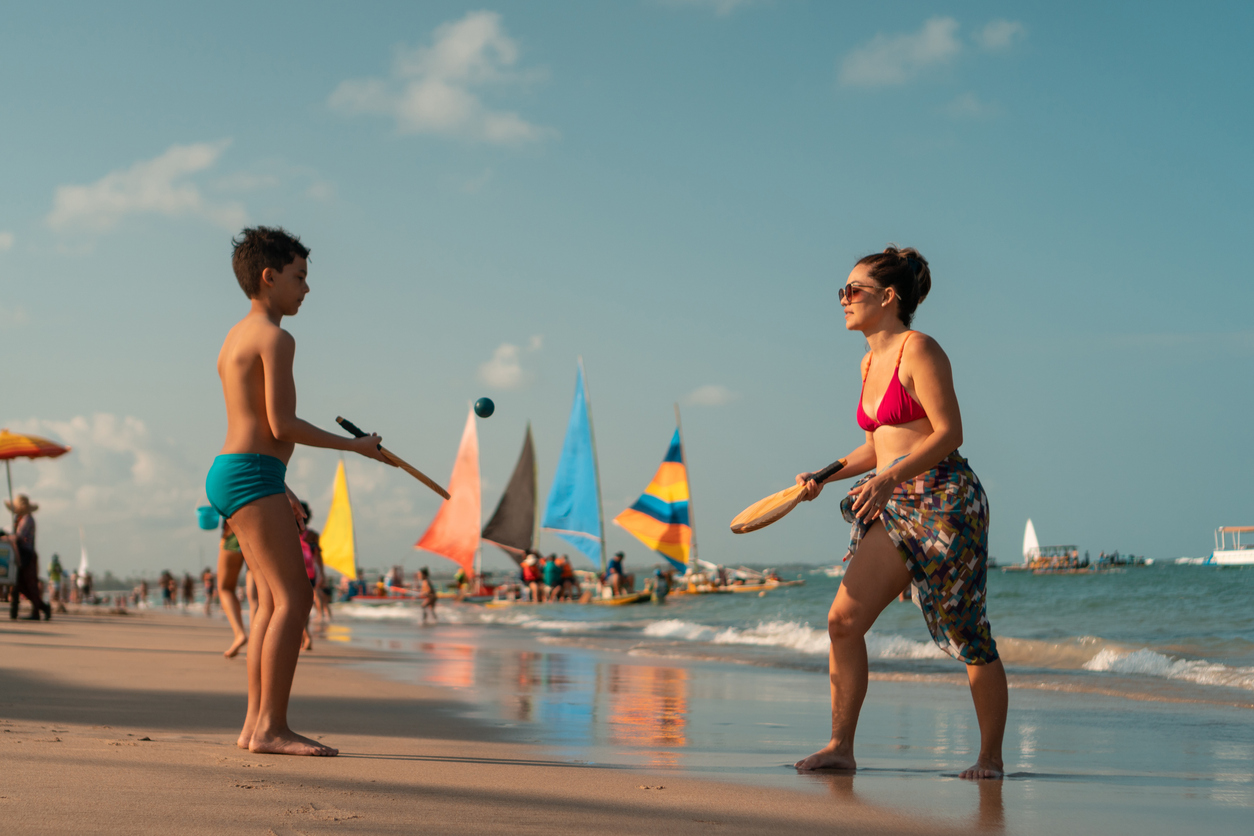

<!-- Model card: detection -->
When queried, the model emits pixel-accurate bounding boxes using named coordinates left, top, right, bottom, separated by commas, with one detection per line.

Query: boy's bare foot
left=794, top=742, right=856, bottom=771
left=959, top=757, right=1004, bottom=780
left=224, top=633, right=247, bottom=658
left=301, top=632, right=313, bottom=651
left=249, top=729, right=338, bottom=757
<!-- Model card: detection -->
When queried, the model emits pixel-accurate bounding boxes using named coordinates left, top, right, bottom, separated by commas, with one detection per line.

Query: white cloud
left=479, top=343, right=526, bottom=389
left=658, top=0, right=766, bottom=16
left=527, top=334, right=543, bottom=351
left=684, top=384, right=740, bottom=407
left=46, top=141, right=246, bottom=232
left=305, top=181, right=335, bottom=202
left=0, top=301, right=29, bottom=327
left=944, top=92, right=994, bottom=119
left=977, top=20, right=1025, bottom=51
left=839, top=17, right=961, bottom=87
left=0, top=231, right=13, bottom=251
left=329, top=11, right=552, bottom=144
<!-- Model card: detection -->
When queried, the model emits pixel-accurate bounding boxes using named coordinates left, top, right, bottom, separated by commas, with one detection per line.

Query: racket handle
left=812, top=459, right=846, bottom=484
left=336, top=416, right=379, bottom=449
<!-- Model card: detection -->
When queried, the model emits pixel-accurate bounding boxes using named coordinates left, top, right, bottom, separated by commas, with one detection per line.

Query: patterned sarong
left=840, top=452, right=998, bottom=664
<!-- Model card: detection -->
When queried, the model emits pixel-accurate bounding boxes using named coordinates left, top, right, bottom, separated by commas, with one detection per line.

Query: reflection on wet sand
left=607, top=664, right=689, bottom=767
left=805, top=772, right=1005, bottom=834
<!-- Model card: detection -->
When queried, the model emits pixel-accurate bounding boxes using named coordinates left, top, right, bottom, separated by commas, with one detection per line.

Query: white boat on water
left=1202, top=526, right=1254, bottom=566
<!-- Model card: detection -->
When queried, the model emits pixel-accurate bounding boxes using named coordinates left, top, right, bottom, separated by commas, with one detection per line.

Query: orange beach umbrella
left=1, top=429, right=71, bottom=524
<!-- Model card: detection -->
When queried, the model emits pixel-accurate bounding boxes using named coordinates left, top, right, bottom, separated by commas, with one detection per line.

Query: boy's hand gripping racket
left=729, top=459, right=845, bottom=534
left=337, top=416, right=451, bottom=500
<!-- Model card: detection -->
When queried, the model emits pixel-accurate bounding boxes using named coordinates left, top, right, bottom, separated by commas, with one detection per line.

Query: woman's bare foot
left=959, top=757, right=1004, bottom=780
left=795, top=742, right=857, bottom=771
left=236, top=722, right=254, bottom=750
left=301, top=630, right=313, bottom=651
left=249, top=728, right=337, bottom=757
left=224, top=633, right=247, bottom=659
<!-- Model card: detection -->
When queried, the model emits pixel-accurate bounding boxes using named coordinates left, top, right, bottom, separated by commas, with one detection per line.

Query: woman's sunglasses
left=838, top=283, right=882, bottom=305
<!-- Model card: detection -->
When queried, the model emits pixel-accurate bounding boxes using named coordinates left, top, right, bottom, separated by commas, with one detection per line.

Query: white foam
left=335, top=602, right=422, bottom=621
left=644, top=619, right=945, bottom=659
left=1083, top=647, right=1254, bottom=691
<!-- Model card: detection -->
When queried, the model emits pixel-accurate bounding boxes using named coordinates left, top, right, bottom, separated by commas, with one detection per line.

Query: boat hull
left=1208, top=550, right=1254, bottom=566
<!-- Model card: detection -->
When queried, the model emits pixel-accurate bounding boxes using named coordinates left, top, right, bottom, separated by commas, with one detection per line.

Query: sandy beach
left=0, top=610, right=987, bottom=836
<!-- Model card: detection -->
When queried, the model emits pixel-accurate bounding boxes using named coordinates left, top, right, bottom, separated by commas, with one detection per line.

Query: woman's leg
left=217, top=549, right=248, bottom=658
left=961, top=658, right=1007, bottom=779
left=229, top=495, right=335, bottom=756
left=796, top=521, right=912, bottom=770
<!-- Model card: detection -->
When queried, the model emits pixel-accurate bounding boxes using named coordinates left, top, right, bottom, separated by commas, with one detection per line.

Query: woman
left=793, top=246, right=1007, bottom=780
left=299, top=502, right=331, bottom=623
left=218, top=518, right=249, bottom=658
left=6, top=494, right=50, bottom=621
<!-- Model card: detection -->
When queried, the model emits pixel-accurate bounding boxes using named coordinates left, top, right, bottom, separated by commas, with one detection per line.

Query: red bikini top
left=857, top=332, right=928, bottom=432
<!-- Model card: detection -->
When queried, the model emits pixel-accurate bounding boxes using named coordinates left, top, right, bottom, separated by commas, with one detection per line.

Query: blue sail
left=542, top=364, right=603, bottom=566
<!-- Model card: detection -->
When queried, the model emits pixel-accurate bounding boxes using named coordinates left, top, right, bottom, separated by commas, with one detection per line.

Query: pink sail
left=415, top=409, right=481, bottom=575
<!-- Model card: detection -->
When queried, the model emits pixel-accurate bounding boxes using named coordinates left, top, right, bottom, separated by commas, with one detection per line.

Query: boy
left=206, top=226, right=392, bottom=756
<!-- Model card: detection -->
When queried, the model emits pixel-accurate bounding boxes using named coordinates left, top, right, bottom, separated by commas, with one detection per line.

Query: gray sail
left=481, top=424, right=537, bottom=564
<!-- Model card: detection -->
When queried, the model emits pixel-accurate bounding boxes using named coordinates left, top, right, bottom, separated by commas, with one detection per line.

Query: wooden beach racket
left=730, top=459, right=846, bottom=534
left=336, top=416, right=451, bottom=500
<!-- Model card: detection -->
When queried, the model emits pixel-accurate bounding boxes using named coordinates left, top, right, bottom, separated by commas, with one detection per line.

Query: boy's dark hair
left=231, top=226, right=310, bottom=298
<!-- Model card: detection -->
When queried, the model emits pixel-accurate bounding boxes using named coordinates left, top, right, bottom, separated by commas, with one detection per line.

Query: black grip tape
left=812, top=459, right=845, bottom=484
left=336, top=416, right=367, bottom=438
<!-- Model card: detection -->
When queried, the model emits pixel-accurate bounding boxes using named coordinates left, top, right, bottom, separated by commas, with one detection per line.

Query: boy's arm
left=263, top=329, right=393, bottom=464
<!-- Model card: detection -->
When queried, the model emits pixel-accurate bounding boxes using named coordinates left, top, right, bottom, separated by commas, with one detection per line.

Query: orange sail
left=415, top=408, right=481, bottom=574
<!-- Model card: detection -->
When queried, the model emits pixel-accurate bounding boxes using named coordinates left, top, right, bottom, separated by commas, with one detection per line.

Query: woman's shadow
left=804, top=772, right=1005, bottom=834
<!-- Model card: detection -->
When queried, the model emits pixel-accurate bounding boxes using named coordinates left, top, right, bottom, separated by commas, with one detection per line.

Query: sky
left=3, top=1, right=1254, bottom=577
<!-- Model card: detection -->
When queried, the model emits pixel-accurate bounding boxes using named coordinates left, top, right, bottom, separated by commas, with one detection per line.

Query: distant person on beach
left=181, top=573, right=195, bottom=609
left=218, top=518, right=249, bottom=658
left=542, top=554, right=563, bottom=601
left=297, top=501, right=321, bottom=652
left=521, top=552, right=541, bottom=602
left=793, top=246, right=1007, bottom=780
left=204, top=226, right=392, bottom=757
left=202, top=567, right=216, bottom=615
left=299, top=503, right=331, bottom=624
left=419, top=567, right=438, bottom=624
left=48, top=553, right=66, bottom=613
left=6, top=495, right=51, bottom=621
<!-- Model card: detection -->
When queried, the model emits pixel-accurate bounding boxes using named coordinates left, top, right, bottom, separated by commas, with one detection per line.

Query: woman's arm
left=796, top=436, right=876, bottom=501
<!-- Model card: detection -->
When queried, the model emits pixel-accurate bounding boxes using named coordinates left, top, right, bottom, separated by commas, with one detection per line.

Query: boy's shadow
left=804, top=772, right=1005, bottom=834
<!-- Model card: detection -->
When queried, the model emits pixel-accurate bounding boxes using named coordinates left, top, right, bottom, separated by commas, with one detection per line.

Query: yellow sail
left=320, top=459, right=356, bottom=579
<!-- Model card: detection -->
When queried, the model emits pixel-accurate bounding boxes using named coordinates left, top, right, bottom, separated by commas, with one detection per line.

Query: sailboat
left=415, top=408, right=488, bottom=596
left=320, top=459, right=357, bottom=580
left=1002, top=519, right=1039, bottom=573
left=481, top=424, right=538, bottom=562
left=613, top=405, right=697, bottom=575
left=541, top=360, right=607, bottom=572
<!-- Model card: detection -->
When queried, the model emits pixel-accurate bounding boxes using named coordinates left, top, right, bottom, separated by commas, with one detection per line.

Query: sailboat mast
left=528, top=423, right=539, bottom=552
left=579, top=356, right=609, bottom=576
left=674, top=402, right=698, bottom=566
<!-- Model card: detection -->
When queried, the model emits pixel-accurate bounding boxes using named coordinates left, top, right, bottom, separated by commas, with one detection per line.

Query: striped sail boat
left=613, top=405, right=697, bottom=573
left=541, top=360, right=607, bottom=572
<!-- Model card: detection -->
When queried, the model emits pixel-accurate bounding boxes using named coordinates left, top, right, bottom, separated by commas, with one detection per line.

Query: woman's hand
left=795, top=472, right=823, bottom=501
left=287, top=488, right=307, bottom=532
left=848, top=472, right=898, bottom=521
left=350, top=433, right=396, bottom=466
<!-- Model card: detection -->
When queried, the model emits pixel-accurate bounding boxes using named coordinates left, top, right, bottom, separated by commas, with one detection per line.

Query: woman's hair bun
left=854, top=245, right=931, bottom=327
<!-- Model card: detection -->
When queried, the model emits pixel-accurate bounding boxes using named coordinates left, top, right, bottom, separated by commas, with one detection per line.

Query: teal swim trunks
left=205, top=454, right=287, bottom=518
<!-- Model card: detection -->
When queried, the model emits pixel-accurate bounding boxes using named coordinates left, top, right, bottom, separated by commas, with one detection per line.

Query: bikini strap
left=894, top=331, right=915, bottom=370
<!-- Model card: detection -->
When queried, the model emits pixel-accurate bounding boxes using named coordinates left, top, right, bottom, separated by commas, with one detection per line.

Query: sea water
left=327, top=564, right=1254, bottom=835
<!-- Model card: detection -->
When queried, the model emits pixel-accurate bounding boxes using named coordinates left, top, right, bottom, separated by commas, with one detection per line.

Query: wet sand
left=0, top=611, right=973, bottom=836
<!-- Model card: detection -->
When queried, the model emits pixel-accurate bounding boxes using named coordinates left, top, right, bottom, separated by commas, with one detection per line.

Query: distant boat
left=481, top=424, right=538, bottom=563
left=613, top=404, right=697, bottom=575
left=1204, top=526, right=1254, bottom=566
left=416, top=408, right=489, bottom=594
left=541, top=360, right=608, bottom=572
left=1022, top=518, right=1039, bottom=563
left=320, top=459, right=357, bottom=580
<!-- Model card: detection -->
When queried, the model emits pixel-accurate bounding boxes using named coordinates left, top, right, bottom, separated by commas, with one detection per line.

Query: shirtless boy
left=205, top=226, right=392, bottom=757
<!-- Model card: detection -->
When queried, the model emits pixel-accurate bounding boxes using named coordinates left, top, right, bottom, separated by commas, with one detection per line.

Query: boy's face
left=261, top=256, right=309, bottom=315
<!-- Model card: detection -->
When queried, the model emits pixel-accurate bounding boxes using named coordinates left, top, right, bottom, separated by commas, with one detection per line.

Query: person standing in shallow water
left=793, top=246, right=1007, bottom=780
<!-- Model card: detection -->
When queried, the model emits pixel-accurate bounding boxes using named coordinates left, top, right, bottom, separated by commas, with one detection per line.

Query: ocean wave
left=336, top=603, right=422, bottom=621
left=1082, top=647, right=1254, bottom=691
left=642, top=619, right=945, bottom=659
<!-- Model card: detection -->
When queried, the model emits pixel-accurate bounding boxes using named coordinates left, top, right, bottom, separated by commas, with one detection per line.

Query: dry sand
left=0, top=610, right=1002, bottom=835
